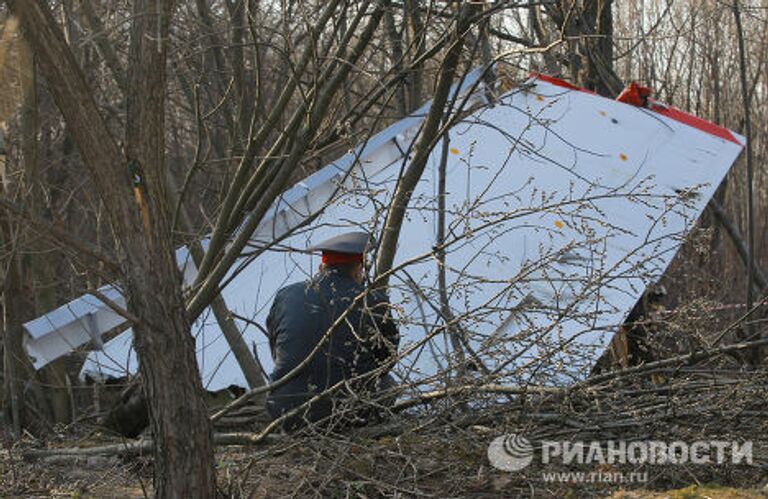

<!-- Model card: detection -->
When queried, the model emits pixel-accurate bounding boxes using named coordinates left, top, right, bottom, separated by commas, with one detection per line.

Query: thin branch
left=87, top=288, right=142, bottom=328
left=0, top=196, right=121, bottom=275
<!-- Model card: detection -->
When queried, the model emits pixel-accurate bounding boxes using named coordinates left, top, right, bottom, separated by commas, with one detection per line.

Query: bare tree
left=6, top=1, right=216, bottom=495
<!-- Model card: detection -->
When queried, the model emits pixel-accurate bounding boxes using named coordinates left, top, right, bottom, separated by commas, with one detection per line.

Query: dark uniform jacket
left=266, top=268, right=399, bottom=425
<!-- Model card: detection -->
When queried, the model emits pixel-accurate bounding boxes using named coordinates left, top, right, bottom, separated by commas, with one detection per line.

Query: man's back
left=266, top=268, right=398, bottom=424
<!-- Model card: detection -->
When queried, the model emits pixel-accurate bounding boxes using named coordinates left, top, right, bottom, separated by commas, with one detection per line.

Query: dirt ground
left=2, top=429, right=765, bottom=498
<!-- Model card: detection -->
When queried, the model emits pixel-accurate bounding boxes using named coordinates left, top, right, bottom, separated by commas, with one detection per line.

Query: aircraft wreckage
left=22, top=70, right=745, bottom=391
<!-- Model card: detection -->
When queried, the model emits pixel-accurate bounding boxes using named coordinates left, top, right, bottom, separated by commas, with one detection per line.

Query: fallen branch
left=391, top=383, right=562, bottom=412
left=22, top=432, right=281, bottom=461
left=584, top=335, right=768, bottom=387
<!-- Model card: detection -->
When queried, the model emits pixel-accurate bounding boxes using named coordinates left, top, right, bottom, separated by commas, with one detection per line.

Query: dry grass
left=3, top=363, right=766, bottom=498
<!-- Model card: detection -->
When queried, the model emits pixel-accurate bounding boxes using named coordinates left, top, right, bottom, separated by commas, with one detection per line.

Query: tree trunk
left=583, top=0, right=617, bottom=96
left=123, top=1, right=216, bottom=495
left=18, top=32, right=72, bottom=425
left=546, top=0, right=621, bottom=97
left=404, top=0, right=425, bottom=112
left=383, top=8, right=407, bottom=117
left=1, top=215, right=27, bottom=438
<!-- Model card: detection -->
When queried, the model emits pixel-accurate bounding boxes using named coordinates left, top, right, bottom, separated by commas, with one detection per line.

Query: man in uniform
left=266, top=232, right=399, bottom=429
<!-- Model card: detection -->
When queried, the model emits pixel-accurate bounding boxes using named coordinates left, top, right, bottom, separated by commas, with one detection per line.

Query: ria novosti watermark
left=488, top=434, right=753, bottom=475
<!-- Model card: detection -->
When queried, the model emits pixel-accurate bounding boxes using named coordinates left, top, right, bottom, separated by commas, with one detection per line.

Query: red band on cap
left=322, top=251, right=363, bottom=265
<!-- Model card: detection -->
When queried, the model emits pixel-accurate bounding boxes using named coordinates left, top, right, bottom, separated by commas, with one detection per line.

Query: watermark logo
left=487, top=433, right=534, bottom=471
left=488, top=435, right=753, bottom=472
